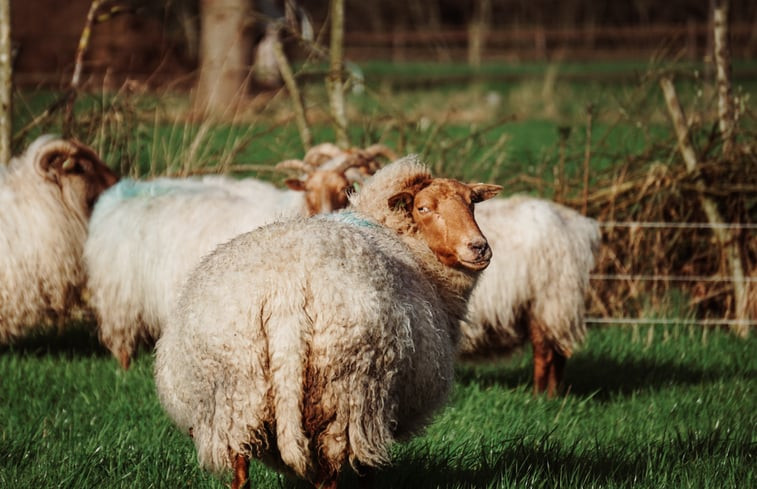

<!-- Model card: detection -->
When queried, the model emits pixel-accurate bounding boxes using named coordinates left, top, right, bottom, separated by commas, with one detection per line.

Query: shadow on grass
left=454, top=351, right=754, bottom=402
left=0, top=321, right=110, bottom=359
left=333, top=427, right=754, bottom=489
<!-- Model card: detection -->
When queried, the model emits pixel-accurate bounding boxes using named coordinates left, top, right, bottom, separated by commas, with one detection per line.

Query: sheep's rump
left=155, top=215, right=455, bottom=476
left=460, top=196, right=600, bottom=358
left=0, top=186, right=87, bottom=339
left=85, top=177, right=305, bottom=359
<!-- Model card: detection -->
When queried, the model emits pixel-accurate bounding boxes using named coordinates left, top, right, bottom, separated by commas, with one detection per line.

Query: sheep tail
left=267, top=297, right=312, bottom=479
left=346, top=376, right=394, bottom=470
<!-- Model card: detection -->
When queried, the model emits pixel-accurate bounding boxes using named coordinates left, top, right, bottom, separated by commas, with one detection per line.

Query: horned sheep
left=154, top=156, right=501, bottom=489
left=84, top=145, right=389, bottom=369
left=0, top=135, right=117, bottom=342
left=460, top=195, right=601, bottom=396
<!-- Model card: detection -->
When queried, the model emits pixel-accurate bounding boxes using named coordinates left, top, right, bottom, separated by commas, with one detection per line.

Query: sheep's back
left=85, top=181, right=301, bottom=349
left=461, top=197, right=595, bottom=357
left=155, top=215, right=456, bottom=474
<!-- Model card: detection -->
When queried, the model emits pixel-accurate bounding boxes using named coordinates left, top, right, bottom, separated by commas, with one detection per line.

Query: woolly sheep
left=0, top=135, right=117, bottom=342
left=154, top=156, right=502, bottom=489
left=459, top=195, right=601, bottom=396
left=85, top=153, right=376, bottom=369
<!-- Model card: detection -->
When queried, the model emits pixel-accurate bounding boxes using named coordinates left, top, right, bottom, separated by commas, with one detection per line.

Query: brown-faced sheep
left=278, top=143, right=397, bottom=215
left=0, top=135, right=117, bottom=342
left=153, top=155, right=501, bottom=489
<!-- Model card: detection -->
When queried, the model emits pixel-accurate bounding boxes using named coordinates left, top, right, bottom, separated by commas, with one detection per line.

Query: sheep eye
left=416, top=206, right=429, bottom=214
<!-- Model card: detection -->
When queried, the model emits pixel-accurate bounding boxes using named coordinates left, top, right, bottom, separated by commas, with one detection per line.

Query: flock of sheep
left=0, top=134, right=599, bottom=489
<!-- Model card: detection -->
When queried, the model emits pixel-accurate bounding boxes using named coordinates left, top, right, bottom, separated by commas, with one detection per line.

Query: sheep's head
left=34, top=137, right=119, bottom=217
left=388, top=178, right=501, bottom=271
left=279, top=143, right=397, bottom=216
left=283, top=164, right=352, bottom=215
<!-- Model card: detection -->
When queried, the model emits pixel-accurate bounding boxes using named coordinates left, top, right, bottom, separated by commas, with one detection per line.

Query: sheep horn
left=303, top=143, right=344, bottom=168
left=328, top=153, right=370, bottom=175
left=275, top=159, right=313, bottom=175
left=34, top=139, right=78, bottom=174
left=361, top=144, right=398, bottom=162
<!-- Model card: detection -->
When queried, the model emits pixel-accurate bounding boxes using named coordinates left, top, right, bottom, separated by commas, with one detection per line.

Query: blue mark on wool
left=322, top=210, right=378, bottom=229
left=108, top=178, right=207, bottom=200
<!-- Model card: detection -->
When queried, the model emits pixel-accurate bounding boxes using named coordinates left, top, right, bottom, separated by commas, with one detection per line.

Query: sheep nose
left=469, top=238, right=491, bottom=261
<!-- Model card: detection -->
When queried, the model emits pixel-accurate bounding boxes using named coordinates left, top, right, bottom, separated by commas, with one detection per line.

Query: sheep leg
left=314, top=478, right=338, bottom=489
left=528, top=319, right=556, bottom=397
left=230, top=452, right=249, bottom=489
left=118, top=348, right=131, bottom=370
left=546, top=349, right=567, bottom=397
left=312, top=466, right=338, bottom=489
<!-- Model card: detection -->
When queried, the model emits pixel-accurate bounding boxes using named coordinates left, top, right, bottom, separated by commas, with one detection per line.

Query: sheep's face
left=37, top=140, right=119, bottom=217
left=285, top=169, right=352, bottom=215
left=389, top=178, right=502, bottom=271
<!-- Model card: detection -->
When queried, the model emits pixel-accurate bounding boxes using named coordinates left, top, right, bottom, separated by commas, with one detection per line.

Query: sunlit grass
left=0, top=326, right=754, bottom=488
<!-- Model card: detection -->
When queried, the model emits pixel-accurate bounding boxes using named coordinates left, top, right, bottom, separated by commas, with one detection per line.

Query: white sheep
left=154, top=156, right=502, bottom=489
left=285, top=156, right=599, bottom=397
left=85, top=151, right=380, bottom=369
left=460, top=195, right=601, bottom=396
left=0, top=135, right=117, bottom=342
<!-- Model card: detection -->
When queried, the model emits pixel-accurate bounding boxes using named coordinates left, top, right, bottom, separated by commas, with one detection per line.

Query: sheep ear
left=388, top=191, right=413, bottom=213
left=284, top=178, right=306, bottom=192
left=470, top=183, right=503, bottom=203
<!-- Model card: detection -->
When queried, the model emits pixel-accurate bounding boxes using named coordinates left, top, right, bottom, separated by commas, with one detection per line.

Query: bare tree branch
left=713, top=0, right=736, bottom=157
left=327, top=0, right=348, bottom=147
left=660, top=76, right=748, bottom=338
left=272, top=24, right=312, bottom=151
left=63, top=0, right=104, bottom=137
left=0, top=0, right=12, bottom=163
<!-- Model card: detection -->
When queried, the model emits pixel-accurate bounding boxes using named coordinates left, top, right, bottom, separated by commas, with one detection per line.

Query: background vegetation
left=2, top=57, right=755, bottom=487
left=1, top=1, right=755, bottom=487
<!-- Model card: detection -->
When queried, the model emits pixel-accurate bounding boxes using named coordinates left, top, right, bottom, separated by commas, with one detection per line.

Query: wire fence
left=588, top=220, right=756, bottom=329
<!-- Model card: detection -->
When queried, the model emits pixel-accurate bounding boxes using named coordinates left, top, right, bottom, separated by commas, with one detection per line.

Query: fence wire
left=590, top=220, right=755, bottom=329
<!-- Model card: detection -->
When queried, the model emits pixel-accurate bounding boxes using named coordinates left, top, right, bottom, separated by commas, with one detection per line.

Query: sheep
left=286, top=155, right=599, bottom=397
left=0, top=135, right=117, bottom=342
left=278, top=142, right=397, bottom=215
left=459, top=195, right=601, bottom=396
left=153, top=155, right=502, bottom=489
left=84, top=149, right=382, bottom=369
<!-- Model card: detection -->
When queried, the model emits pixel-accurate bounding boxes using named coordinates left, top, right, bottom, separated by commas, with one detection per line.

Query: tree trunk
left=327, top=0, right=348, bottom=147
left=467, top=0, right=491, bottom=69
left=194, top=0, right=251, bottom=118
left=0, top=0, right=11, bottom=164
left=713, top=0, right=736, bottom=157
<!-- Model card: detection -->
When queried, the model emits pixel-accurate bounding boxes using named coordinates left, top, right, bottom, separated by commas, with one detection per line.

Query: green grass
left=3, top=60, right=754, bottom=486
left=1, top=326, right=754, bottom=488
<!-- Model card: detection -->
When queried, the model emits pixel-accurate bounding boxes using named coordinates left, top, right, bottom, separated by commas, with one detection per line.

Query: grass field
left=2, top=59, right=755, bottom=487
left=0, top=325, right=754, bottom=488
